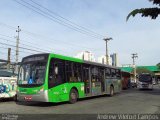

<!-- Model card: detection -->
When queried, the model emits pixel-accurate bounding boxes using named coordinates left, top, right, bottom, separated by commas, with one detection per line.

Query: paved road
left=0, top=85, right=160, bottom=114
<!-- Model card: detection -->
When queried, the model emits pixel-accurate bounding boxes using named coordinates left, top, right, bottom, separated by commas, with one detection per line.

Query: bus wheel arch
left=69, top=87, right=79, bottom=104
left=109, top=85, right=114, bottom=97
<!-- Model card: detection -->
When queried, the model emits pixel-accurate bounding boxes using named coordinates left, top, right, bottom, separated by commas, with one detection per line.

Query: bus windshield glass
left=18, top=62, right=47, bottom=85
left=139, top=74, right=152, bottom=82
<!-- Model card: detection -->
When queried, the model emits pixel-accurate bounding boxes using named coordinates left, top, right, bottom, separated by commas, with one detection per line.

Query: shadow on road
left=133, top=84, right=160, bottom=95
left=15, top=101, right=68, bottom=107
left=0, top=98, right=14, bottom=102
left=15, top=93, right=121, bottom=107
left=138, top=88, right=160, bottom=95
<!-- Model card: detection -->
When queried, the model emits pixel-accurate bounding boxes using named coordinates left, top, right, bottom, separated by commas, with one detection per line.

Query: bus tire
left=109, top=86, right=114, bottom=97
left=69, top=88, right=78, bottom=104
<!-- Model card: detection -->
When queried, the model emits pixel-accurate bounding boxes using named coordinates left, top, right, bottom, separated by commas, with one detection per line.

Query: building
left=110, top=53, right=118, bottom=66
left=98, top=55, right=112, bottom=65
left=98, top=53, right=118, bottom=66
left=75, top=51, right=96, bottom=62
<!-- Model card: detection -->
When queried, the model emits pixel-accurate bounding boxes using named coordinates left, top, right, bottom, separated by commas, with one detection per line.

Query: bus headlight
left=40, top=87, right=44, bottom=92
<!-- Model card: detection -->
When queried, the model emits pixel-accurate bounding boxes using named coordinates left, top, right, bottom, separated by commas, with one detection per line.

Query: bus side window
left=116, top=69, right=121, bottom=79
left=48, top=58, right=65, bottom=88
left=111, top=69, right=116, bottom=78
left=91, top=66, right=100, bottom=82
left=105, top=68, right=111, bottom=78
left=65, top=61, right=72, bottom=82
left=54, top=59, right=65, bottom=86
left=72, top=63, right=82, bottom=82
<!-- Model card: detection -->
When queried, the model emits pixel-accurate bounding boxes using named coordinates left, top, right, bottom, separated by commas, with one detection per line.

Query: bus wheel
left=110, top=86, right=114, bottom=97
left=69, top=89, right=78, bottom=104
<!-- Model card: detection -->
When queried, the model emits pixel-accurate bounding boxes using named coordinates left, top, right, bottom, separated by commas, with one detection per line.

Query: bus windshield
left=139, top=74, right=152, bottom=82
left=18, top=62, right=47, bottom=85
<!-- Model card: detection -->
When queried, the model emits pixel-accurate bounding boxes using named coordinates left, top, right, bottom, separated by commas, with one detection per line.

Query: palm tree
left=127, top=0, right=160, bottom=21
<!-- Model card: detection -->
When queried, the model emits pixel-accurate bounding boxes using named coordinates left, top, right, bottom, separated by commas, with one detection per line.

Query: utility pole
left=15, top=26, right=21, bottom=73
left=7, top=48, right=11, bottom=70
left=131, top=53, right=138, bottom=83
left=103, top=37, right=112, bottom=65
left=16, top=26, right=21, bottom=64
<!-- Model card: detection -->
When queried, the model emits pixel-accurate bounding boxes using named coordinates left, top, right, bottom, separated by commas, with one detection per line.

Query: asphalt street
left=0, top=85, right=160, bottom=115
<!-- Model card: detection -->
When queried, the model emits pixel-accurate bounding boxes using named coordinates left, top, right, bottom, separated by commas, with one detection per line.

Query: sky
left=0, top=0, right=160, bottom=66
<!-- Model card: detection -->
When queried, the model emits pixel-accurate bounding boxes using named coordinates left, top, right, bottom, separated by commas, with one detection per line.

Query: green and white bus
left=17, top=53, right=121, bottom=103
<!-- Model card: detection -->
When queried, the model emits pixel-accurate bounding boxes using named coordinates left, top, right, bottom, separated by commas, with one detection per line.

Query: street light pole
left=103, top=37, right=112, bottom=65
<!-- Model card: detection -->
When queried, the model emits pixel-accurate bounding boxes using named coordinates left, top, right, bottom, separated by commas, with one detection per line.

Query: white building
left=98, top=53, right=119, bottom=66
left=75, top=51, right=96, bottom=62
left=110, top=53, right=118, bottom=66
left=98, top=55, right=112, bottom=65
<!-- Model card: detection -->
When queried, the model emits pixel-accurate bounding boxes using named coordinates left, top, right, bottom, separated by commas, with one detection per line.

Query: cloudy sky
left=0, top=0, right=159, bottom=66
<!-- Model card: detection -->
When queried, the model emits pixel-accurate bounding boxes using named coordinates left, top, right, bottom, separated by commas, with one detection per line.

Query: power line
left=0, top=37, right=16, bottom=44
left=0, top=22, right=103, bottom=52
left=0, top=22, right=16, bottom=30
left=0, top=34, right=80, bottom=55
left=0, top=41, right=45, bottom=53
left=0, top=36, right=52, bottom=53
left=0, top=46, right=34, bottom=62
left=0, top=34, right=14, bottom=39
left=14, top=0, right=102, bottom=39
left=21, top=0, right=103, bottom=39
left=29, top=0, right=104, bottom=38
left=0, top=44, right=36, bottom=54
left=0, top=33, right=52, bottom=51
left=21, top=29, right=103, bottom=51
left=0, top=23, right=105, bottom=58
left=0, top=51, right=7, bottom=55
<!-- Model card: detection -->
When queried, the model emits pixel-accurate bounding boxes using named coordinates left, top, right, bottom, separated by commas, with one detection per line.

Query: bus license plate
left=24, top=96, right=32, bottom=100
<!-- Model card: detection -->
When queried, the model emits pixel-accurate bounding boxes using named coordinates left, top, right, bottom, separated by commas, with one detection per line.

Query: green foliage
left=149, top=0, right=160, bottom=6
left=127, top=0, right=160, bottom=21
left=156, top=63, right=160, bottom=70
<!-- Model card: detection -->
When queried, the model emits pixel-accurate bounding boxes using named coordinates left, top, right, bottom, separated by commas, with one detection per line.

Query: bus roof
left=84, top=60, right=119, bottom=69
left=22, top=53, right=119, bottom=69
left=51, top=53, right=83, bottom=63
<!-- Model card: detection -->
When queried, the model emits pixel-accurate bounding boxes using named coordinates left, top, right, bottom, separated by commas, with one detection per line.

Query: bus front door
left=83, top=67, right=91, bottom=95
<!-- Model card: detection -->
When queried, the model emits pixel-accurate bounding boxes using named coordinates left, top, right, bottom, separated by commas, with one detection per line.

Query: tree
left=127, top=0, right=160, bottom=21
left=156, top=63, right=160, bottom=70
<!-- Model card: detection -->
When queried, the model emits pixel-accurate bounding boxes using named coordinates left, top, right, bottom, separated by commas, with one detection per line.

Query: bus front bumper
left=17, top=90, right=48, bottom=102
left=138, top=83, right=153, bottom=89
